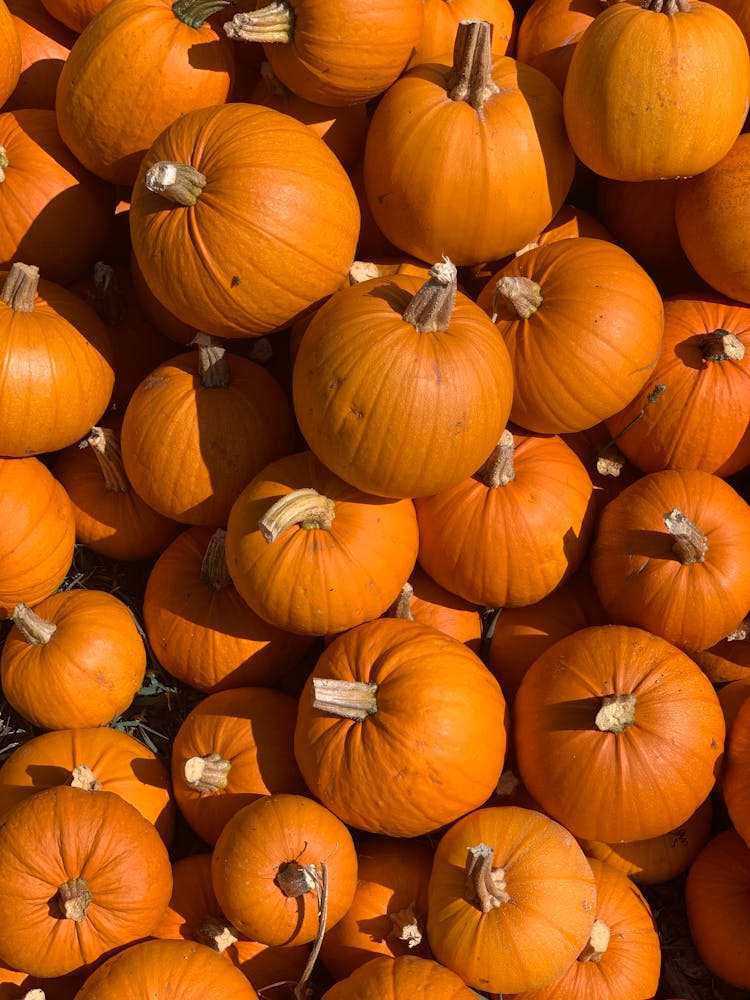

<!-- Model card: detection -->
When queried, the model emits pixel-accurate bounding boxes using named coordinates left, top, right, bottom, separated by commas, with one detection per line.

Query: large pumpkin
left=129, top=102, right=360, bottom=339
left=321, top=954, right=478, bottom=1000
left=562, top=0, right=750, bottom=181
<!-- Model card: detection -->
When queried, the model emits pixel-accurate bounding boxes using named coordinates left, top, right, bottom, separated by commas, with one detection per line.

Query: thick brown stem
left=642, top=0, right=690, bottom=13
left=68, top=765, right=102, bottom=792
left=0, top=146, right=8, bottom=183
left=1, top=262, right=39, bottom=312
left=595, top=693, right=636, bottom=734
left=11, top=603, right=56, bottom=644
left=259, top=489, right=336, bottom=543
left=402, top=258, right=457, bottom=333
left=57, top=878, right=92, bottom=923
left=701, top=330, right=745, bottom=362
left=195, top=916, right=240, bottom=952
left=579, top=919, right=611, bottom=963
left=476, top=429, right=515, bottom=487
left=224, top=0, right=293, bottom=42
left=193, top=333, right=231, bottom=388
left=492, top=275, right=543, bottom=322
left=663, top=508, right=708, bottom=565
left=464, top=844, right=510, bottom=912
left=184, top=752, right=232, bottom=793
left=311, top=677, right=378, bottom=721
left=83, top=426, right=129, bottom=493
left=276, top=860, right=318, bottom=898
left=200, top=529, right=233, bottom=590
left=388, top=904, right=423, bottom=949
left=145, top=161, right=206, bottom=206
left=387, top=582, right=415, bottom=621
left=447, top=21, right=499, bottom=112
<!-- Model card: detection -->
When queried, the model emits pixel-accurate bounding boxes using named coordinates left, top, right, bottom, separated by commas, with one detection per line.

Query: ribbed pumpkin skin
left=0, top=270, right=114, bottom=458
left=294, top=618, right=507, bottom=837
left=72, top=939, right=259, bottom=1000
left=720, top=695, right=750, bottom=848
left=321, top=954, right=478, bottom=1000
left=0, top=0, right=22, bottom=106
left=604, top=295, right=750, bottom=477
left=515, top=0, right=602, bottom=93
left=589, top=469, right=750, bottom=652
left=562, top=0, right=750, bottom=181
left=427, top=806, right=597, bottom=995
left=513, top=625, right=725, bottom=843
left=0, top=456, right=75, bottom=618
left=364, top=55, right=574, bottom=265
left=477, top=237, right=664, bottom=434
left=129, top=103, right=360, bottom=340
left=0, top=786, right=173, bottom=978
left=0, top=726, right=175, bottom=844
left=408, top=0, right=515, bottom=67
left=226, top=451, right=420, bottom=636
left=292, top=275, right=514, bottom=499
left=54, top=0, right=235, bottom=186
left=211, top=793, right=358, bottom=947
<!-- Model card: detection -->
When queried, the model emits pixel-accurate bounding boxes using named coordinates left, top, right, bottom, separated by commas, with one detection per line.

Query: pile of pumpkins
left=2, top=0, right=750, bottom=996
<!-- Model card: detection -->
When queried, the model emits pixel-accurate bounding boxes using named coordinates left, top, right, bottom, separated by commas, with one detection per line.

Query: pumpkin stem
left=597, top=382, right=666, bottom=459
left=464, top=844, right=510, bottom=912
left=22, top=991, right=46, bottom=1000
left=387, top=903, right=423, bottom=949
left=145, top=161, right=207, bottom=206
left=193, top=332, right=231, bottom=388
left=81, top=426, right=129, bottom=493
left=579, top=918, right=611, bottom=963
left=11, top=603, right=56, bottom=644
left=402, top=258, right=457, bottom=333
left=447, top=21, right=499, bottom=113
left=701, top=329, right=745, bottom=362
left=642, top=0, right=690, bottom=13
left=87, top=262, right=127, bottom=326
left=663, top=508, right=708, bottom=565
left=311, top=677, right=379, bottom=721
left=56, top=877, right=92, bottom=923
left=0, top=146, right=8, bottom=183
left=223, top=0, right=294, bottom=43
left=293, top=861, right=328, bottom=1000
left=491, top=275, right=543, bottom=322
left=1, top=262, right=39, bottom=313
left=183, top=751, right=232, bottom=793
left=195, top=916, right=241, bottom=952
left=259, top=488, right=336, bottom=543
left=200, top=528, right=233, bottom=590
left=595, top=692, right=636, bottom=734
left=349, top=260, right=383, bottom=285
left=386, top=582, right=415, bottom=621
left=68, top=765, right=103, bottom=792
left=475, top=429, right=515, bottom=487
left=171, top=0, right=230, bottom=28
left=727, top=617, right=750, bottom=642
left=276, top=860, right=319, bottom=898
left=594, top=444, right=627, bottom=479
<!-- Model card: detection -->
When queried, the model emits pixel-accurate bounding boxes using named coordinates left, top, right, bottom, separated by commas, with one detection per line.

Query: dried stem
left=311, top=678, right=378, bottom=722
left=145, top=161, right=206, bottom=206
left=595, top=693, right=636, bottom=734
left=82, top=426, right=129, bottom=493
left=447, top=20, right=499, bottom=112
left=475, top=430, right=515, bottom=487
left=200, top=529, right=233, bottom=590
left=464, top=843, right=510, bottom=912
left=663, top=508, right=708, bottom=565
left=1, top=262, right=39, bottom=312
left=224, top=0, right=294, bottom=43
left=259, top=489, right=336, bottom=543
left=183, top=752, right=232, bottom=793
left=491, top=275, right=542, bottom=322
left=402, top=258, right=457, bottom=333
left=11, top=604, right=56, bottom=644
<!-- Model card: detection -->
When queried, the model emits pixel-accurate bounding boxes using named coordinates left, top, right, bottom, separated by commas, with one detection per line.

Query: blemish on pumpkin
left=351, top=406, right=364, bottom=419
left=231, top=276, right=240, bottom=287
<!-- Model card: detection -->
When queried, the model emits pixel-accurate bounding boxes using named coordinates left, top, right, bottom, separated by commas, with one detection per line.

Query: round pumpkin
left=321, top=954, right=478, bottom=1000
left=718, top=694, right=750, bottom=851
left=515, top=0, right=602, bottom=93
left=407, top=0, right=515, bottom=67
left=3, top=0, right=76, bottom=112
left=0, top=0, right=22, bottom=107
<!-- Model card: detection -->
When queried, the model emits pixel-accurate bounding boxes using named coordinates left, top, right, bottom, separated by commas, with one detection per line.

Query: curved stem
left=145, top=162, right=206, bottom=206
left=83, top=426, right=129, bottom=493
left=476, top=429, right=515, bottom=487
left=447, top=20, right=499, bottom=112
left=171, top=0, right=230, bottom=27
left=293, top=862, right=328, bottom=1000
left=387, top=582, right=415, bottom=621
left=311, top=677, right=378, bottom=721
left=259, top=489, right=336, bottom=543
left=595, top=692, right=636, bottom=734
left=1, top=263, right=39, bottom=312
left=402, top=258, right=457, bottom=333
left=465, top=844, right=510, bottom=912
left=11, top=603, right=56, bottom=644
left=200, top=529, right=233, bottom=590
left=224, top=0, right=294, bottom=42
left=663, top=508, right=708, bottom=565
left=492, top=275, right=542, bottom=322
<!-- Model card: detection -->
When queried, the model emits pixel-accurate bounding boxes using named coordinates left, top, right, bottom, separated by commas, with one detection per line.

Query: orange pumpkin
left=321, top=954, right=479, bottom=999
left=719, top=694, right=750, bottom=850
left=407, top=0, right=515, bottom=67
left=4, top=0, right=75, bottom=111
left=391, top=564, right=482, bottom=653
left=515, top=0, right=602, bottom=93
left=0, top=786, right=173, bottom=978
left=513, top=624, right=725, bottom=842
left=293, top=618, right=508, bottom=837
left=426, top=806, right=597, bottom=994
left=0, top=0, right=22, bottom=106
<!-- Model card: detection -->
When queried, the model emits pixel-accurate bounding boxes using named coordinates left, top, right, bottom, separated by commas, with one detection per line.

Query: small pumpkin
left=0, top=0, right=22, bottom=107
left=320, top=954, right=478, bottom=1000
left=3, top=0, right=76, bottom=112
left=407, top=0, right=515, bottom=68
left=515, top=0, right=602, bottom=93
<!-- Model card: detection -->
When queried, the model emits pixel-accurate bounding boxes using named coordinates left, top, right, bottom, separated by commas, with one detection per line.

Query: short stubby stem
left=464, top=843, right=510, bottom=912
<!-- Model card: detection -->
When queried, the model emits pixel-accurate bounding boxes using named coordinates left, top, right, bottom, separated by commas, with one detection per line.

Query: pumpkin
left=211, top=792, right=358, bottom=947
left=0, top=0, right=22, bottom=107
left=0, top=456, right=75, bottom=618
left=320, top=954, right=478, bottom=1000
left=513, top=624, right=725, bottom=842
left=129, top=249, right=196, bottom=346
left=0, top=785, right=173, bottom=978
left=387, top=564, right=482, bottom=654
left=171, top=686, right=307, bottom=846
left=152, top=853, right=311, bottom=990
left=72, top=939, right=259, bottom=1000
left=292, top=259, right=514, bottom=499
left=716, top=676, right=750, bottom=736
left=129, top=102, right=360, bottom=339
left=426, top=805, right=597, bottom=994
left=562, top=0, right=750, bottom=181
left=363, top=20, right=575, bottom=265
left=40, top=0, right=106, bottom=33
left=120, top=337, right=296, bottom=527
left=407, top=0, right=515, bottom=67
left=515, top=0, right=602, bottom=93
left=225, top=450, right=420, bottom=636
left=0, top=726, right=175, bottom=844
left=511, top=857, right=661, bottom=1000
left=143, top=526, right=314, bottom=692
left=589, top=468, right=750, bottom=651
left=52, top=425, right=182, bottom=562
left=54, top=0, right=235, bottom=186
left=718, top=694, right=750, bottom=850
left=692, top=626, right=750, bottom=684
left=561, top=421, right=642, bottom=518
left=685, top=829, right=750, bottom=990
left=603, top=294, right=750, bottom=477
left=3, top=0, right=75, bottom=113
left=414, top=428, right=595, bottom=608
left=0, top=263, right=115, bottom=458
left=223, top=0, right=423, bottom=106
left=477, top=237, right=664, bottom=434
left=293, top=617, right=507, bottom=837
left=674, top=133, right=750, bottom=304
left=0, top=590, right=146, bottom=731
left=0, top=965, right=84, bottom=1000
left=320, top=836, right=435, bottom=980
